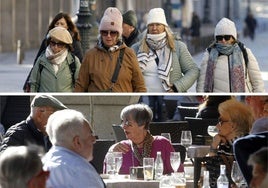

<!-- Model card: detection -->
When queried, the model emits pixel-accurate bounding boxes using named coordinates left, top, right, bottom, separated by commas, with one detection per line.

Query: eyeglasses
left=100, top=30, right=118, bottom=37
left=50, top=40, right=65, bottom=48
left=218, top=118, right=231, bottom=126
left=216, top=35, right=232, bottom=41
left=120, top=120, right=133, bottom=128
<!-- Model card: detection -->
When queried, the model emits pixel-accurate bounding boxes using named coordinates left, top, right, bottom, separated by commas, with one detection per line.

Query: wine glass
left=113, top=152, right=123, bottom=176
left=181, top=131, right=192, bottom=150
left=207, top=125, right=218, bottom=137
left=170, top=152, right=181, bottom=173
left=231, top=161, right=246, bottom=187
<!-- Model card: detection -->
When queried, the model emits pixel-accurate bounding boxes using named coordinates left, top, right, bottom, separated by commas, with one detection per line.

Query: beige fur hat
left=48, top=27, right=73, bottom=44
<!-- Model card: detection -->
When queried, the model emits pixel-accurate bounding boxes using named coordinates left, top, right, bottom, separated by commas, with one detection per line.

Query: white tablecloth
left=102, top=175, right=194, bottom=188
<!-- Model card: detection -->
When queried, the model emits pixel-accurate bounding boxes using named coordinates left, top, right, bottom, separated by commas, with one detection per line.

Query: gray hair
left=250, top=117, right=268, bottom=134
left=248, top=147, right=268, bottom=173
left=120, top=103, right=153, bottom=130
left=46, top=109, right=91, bottom=147
left=0, top=145, right=43, bottom=188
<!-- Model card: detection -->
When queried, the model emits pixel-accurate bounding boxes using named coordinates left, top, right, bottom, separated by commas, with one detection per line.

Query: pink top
left=118, top=136, right=183, bottom=174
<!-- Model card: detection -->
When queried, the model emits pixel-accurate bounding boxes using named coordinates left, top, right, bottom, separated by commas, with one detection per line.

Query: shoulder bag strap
left=110, top=48, right=125, bottom=89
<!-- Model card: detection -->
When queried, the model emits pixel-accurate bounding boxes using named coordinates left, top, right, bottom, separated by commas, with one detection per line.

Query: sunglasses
left=216, top=35, right=232, bottom=41
left=100, top=30, right=118, bottom=37
left=50, top=41, right=65, bottom=48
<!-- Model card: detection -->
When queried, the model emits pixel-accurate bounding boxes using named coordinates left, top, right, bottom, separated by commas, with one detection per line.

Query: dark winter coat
left=0, top=116, right=51, bottom=152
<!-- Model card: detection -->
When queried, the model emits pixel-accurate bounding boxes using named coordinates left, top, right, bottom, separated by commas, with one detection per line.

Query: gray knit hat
left=31, top=95, right=67, bottom=110
left=123, top=10, right=137, bottom=27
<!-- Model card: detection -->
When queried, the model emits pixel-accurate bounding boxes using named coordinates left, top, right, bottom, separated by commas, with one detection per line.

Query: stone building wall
left=0, top=0, right=73, bottom=52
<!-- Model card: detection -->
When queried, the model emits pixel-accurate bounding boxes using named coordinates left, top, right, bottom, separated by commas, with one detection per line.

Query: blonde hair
left=140, top=26, right=176, bottom=54
left=218, top=99, right=254, bottom=134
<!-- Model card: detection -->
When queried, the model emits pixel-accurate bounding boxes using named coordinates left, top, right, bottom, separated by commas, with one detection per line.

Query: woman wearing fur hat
left=132, top=8, right=199, bottom=92
left=75, top=7, right=146, bottom=92
left=29, top=27, right=81, bottom=92
left=23, top=12, right=83, bottom=92
left=196, top=17, right=264, bottom=92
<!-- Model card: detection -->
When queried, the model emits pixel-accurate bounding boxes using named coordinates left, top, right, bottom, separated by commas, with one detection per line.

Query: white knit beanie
left=147, top=8, right=168, bottom=26
left=214, top=17, right=237, bottom=40
left=99, top=7, right=123, bottom=36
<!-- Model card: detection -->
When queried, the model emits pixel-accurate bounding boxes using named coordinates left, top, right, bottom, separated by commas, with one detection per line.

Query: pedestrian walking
left=122, top=10, right=141, bottom=47
left=245, top=12, right=257, bottom=41
left=131, top=8, right=199, bottom=92
left=23, top=12, right=83, bottom=92
left=190, top=12, right=201, bottom=38
left=196, top=17, right=264, bottom=93
left=74, top=7, right=146, bottom=92
left=29, top=27, right=81, bottom=92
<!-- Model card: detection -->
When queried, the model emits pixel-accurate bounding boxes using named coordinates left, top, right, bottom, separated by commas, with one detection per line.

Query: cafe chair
left=91, top=139, right=115, bottom=174
left=112, top=124, right=127, bottom=142
left=184, top=117, right=218, bottom=145
left=177, top=106, right=199, bottom=120
left=149, top=121, right=189, bottom=143
left=180, top=102, right=200, bottom=107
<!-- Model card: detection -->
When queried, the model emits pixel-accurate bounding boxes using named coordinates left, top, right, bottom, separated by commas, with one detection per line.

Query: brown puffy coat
left=75, top=43, right=146, bottom=92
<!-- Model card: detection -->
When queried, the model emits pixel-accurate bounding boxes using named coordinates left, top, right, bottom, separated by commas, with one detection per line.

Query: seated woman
left=105, top=103, right=180, bottom=175
left=196, top=96, right=232, bottom=119
left=205, top=98, right=254, bottom=188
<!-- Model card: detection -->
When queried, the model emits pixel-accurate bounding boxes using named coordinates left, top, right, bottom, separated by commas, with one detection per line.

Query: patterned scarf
left=132, top=131, right=154, bottom=166
left=204, top=43, right=245, bottom=92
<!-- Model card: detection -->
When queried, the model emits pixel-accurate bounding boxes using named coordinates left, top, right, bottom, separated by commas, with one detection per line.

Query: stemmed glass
left=207, top=125, right=218, bottom=137
left=170, top=152, right=181, bottom=173
left=113, top=152, right=123, bottom=176
left=231, top=161, right=247, bottom=188
left=181, top=131, right=192, bottom=150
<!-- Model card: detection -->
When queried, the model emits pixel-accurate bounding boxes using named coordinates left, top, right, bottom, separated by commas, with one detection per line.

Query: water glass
left=171, top=172, right=186, bottom=188
left=231, top=161, right=247, bottom=187
left=143, top=157, right=154, bottom=181
left=170, top=152, right=181, bottom=173
left=207, top=125, right=218, bottom=137
left=159, top=175, right=173, bottom=188
left=113, top=152, right=123, bottom=175
left=105, top=152, right=115, bottom=175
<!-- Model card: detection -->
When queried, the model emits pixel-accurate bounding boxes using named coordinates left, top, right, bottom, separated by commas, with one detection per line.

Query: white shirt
left=143, top=60, right=165, bottom=92
left=42, top=146, right=104, bottom=188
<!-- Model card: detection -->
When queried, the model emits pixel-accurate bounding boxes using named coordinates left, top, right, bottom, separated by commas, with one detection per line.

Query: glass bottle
left=217, top=165, right=229, bottom=188
left=154, top=151, right=164, bottom=180
left=202, top=170, right=210, bottom=188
